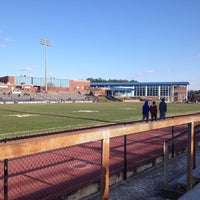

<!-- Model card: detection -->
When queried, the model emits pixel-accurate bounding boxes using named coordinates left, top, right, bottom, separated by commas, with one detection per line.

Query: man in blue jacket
left=142, top=101, right=150, bottom=122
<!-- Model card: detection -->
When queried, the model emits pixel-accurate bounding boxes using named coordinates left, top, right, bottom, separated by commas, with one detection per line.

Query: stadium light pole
left=40, top=38, right=52, bottom=92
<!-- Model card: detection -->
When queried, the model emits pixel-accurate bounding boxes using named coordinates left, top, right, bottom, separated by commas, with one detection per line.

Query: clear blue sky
left=1, top=0, right=200, bottom=90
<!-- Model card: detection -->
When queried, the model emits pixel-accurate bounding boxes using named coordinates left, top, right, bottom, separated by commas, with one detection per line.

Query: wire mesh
left=0, top=123, right=199, bottom=199
left=110, top=137, right=124, bottom=175
left=0, top=141, right=101, bottom=200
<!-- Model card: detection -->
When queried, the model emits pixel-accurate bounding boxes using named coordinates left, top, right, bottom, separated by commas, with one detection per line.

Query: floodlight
left=40, top=38, right=53, bottom=92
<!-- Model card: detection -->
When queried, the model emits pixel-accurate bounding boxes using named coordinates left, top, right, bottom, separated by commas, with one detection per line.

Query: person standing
left=150, top=101, right=157, bottom=121
left=159, top=98, right=167, bottom=119
left=142, top=101, right=150, bottom=122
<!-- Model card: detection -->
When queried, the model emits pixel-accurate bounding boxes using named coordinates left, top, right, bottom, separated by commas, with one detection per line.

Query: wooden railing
left=164, top=123, right=200, bottom=191
left=1, top=113, right=200, bottom=200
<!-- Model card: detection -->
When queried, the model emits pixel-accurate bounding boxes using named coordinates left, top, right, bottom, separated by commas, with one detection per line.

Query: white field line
left=72, top=110, right=99, bottom=113
left=122, top=107, right=137, bottom=110
left=1, top=110, right=134, bottom=137
left=8, top=114, right=40, bottom=118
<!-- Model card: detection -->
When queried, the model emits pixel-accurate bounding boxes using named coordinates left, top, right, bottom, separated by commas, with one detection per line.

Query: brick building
left=0, top=76, right=189, bottom=102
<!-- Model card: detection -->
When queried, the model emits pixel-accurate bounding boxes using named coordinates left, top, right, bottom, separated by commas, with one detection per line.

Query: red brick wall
left=69, top=80, right=90, bottom=94
left=174, top=86, right=187, bottom=102
left=0, top=76, right=14, bottom=84
left=42, top=87, right=70, bottom=92
left=90, top=87, right=106, bottom=96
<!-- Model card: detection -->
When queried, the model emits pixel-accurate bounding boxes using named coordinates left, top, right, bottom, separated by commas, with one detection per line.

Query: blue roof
left=106, top=87, right=134, bottom=91
left=90, top=81, right=189, bottom=87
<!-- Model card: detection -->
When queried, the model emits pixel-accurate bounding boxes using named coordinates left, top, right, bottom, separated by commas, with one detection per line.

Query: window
left=160, top=86, right=170, bottom=96
left=147, top=86, right=158, bottom=96
left=134, top=86, right=145, bottom=96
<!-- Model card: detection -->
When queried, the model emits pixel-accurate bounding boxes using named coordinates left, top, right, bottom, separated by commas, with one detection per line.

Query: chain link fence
left=0, top=123, right=196, bottom=200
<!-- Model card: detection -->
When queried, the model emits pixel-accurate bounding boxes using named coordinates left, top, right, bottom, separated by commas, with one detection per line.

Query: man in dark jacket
left=142, top=101, right=150, bottom=122
left=150, top=101, right=157, bottom=121
left=159, top=98, right=167, bottom=119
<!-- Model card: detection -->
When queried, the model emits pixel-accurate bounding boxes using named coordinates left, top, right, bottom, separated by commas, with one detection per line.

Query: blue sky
left=1, top=0, right=200, bottom=90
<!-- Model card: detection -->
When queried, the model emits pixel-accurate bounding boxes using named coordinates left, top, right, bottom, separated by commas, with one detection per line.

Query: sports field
left=0, top=102, right=200, bottom=139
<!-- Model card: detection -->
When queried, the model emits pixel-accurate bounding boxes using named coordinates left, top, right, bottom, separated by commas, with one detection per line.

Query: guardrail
left=1, top=113, right=200, bottom=200
left=163, top=123, right=200, bottom=191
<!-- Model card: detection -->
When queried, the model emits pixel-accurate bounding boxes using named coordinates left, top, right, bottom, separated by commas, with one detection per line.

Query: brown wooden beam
left=101, top=130, right=110, bottom=200
left=0, top=114, right=199, bottom=160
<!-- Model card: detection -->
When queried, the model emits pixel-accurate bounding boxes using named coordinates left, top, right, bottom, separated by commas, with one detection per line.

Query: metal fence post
left=163, top=141, right=168, bottom=188
left=171, top=126, right=174, bottom=158
left=4, top=139, right=8, bottom=200
left=187, top=122, right=195, bottom=190
left=124, top=135, right=127, bottom=180
left=4, top=159, right=8, bottom=200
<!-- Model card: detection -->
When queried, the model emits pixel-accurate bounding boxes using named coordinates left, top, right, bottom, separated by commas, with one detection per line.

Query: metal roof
left=90, top=81, right=189, bottom=87
left=106, top=87, right=134, bottom=91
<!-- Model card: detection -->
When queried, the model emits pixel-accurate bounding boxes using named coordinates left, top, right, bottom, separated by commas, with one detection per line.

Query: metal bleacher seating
left=0, top=91, right=87, bottom=103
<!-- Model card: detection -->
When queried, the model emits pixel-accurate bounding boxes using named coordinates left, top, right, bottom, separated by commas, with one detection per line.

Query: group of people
left=142, top=98, right=167, bottom=122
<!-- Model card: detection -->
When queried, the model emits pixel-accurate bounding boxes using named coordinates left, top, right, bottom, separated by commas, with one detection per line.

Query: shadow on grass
left=0, top=107, right=119, bottom=124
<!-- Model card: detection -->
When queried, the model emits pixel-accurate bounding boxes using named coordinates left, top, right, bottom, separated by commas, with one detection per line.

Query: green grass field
left=0, top=102, right=200, bottom=139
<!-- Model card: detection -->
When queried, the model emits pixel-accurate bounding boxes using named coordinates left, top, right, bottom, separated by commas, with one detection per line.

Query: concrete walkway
left=85, top=148, right=200, bottom=200
left=178, top=182, right=200, bottom=200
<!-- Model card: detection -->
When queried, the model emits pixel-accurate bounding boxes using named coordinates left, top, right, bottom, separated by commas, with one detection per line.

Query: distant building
left=90, top=81, right=189, bottom=102
left=0, top=75, right=90, bottom=94
left=0, top=76, right=189, bottom=102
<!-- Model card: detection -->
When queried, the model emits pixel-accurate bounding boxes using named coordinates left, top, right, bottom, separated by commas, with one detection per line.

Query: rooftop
left=90, top=81, right=190, bottom=87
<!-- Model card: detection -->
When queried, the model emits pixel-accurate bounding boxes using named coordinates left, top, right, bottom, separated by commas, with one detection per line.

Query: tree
left=188, top=90, right=200, bottom=102
left=87, top=78, right=138, bottom=82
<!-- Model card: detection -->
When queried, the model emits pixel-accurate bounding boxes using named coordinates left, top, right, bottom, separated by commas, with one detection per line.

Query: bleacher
left=0, top=91, right=88, bottom=103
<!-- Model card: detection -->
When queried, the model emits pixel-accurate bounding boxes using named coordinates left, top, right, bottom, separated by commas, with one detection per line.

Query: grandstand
left=0, top=75, right=189, bottom=103
left=0, top=91, right=87, bottom=103
left=0, top=76, right=90, bottom=103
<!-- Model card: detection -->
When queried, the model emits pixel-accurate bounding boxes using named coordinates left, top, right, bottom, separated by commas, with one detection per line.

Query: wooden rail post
left=187, top=122, right=195, bottom=190
left=101, top=131, right=110, bottom=200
